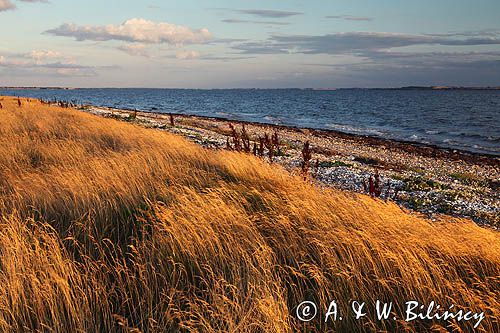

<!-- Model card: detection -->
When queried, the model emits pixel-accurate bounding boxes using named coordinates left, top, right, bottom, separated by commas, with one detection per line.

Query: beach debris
left=225, top=125, right=280, bottom=158
left=241, top=125, right=251, bottom=153
left=362, top=170, right=400, bottom=200
left=355, top=156, right=380, bottom=166
left=314, top=159, right=320, bottom=177
left=255, top=136, right=266, bottom=157
left=363, top=170, right=382, bottom=197
left=258, top=137, right=265, bottom=157
left=129, top=110, right=137, bottom=120
left=58, top=100, right=70, bottom=108
left=263, top=133, right=274, bottom=161
left=263, top=131, right=282, bottom=162
left=301, top=141, right=312, bottom=180
left=226, top=124, right=252, bottom=153
left=228, top=123, right=242, bottom=151
left=272, top=131, right=281, bottom=155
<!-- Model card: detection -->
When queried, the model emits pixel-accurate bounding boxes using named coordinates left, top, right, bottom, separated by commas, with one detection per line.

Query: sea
left=1, top=88, right=499, bottom=156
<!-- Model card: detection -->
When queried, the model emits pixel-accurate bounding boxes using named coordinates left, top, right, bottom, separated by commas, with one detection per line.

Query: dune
left=0, top=96, right=499, bottom=332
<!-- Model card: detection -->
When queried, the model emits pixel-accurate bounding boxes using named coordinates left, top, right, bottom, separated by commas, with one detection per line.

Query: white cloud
left=117, top=43, right=150, bottom=57
left=176, top=50, right=200, bottom=60
left=53, top=67, right=93, bottom=77
left=0, top=0, right=15, bottom=11
left=0, top=50, right=115, bottom=77
left=45, top=18, right=212, bottom=45
left=29, top=50, right=63, bottom=63
left=0, top=0, right=48, bottom=12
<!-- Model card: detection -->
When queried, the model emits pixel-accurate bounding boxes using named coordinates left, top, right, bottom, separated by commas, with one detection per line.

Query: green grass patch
left=404, top=176, right=449, bottom=192
left=354, top=156, right=380, bottom=166
left=449, top=172, right=488, bottom=187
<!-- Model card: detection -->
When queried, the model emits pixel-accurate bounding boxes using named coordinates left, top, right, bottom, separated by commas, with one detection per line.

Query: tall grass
left=0, top=96, right=499, bottom=332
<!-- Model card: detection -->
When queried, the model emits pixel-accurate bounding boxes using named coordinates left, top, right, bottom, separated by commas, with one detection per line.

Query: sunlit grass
left=0, top=96, right=499, bottom=332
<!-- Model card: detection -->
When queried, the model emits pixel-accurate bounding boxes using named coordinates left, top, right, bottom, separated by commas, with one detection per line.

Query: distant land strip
left=1, top=86, right=499, bottom=90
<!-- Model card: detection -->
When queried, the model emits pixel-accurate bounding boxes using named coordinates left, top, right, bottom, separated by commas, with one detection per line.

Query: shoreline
left=111, top=106, right=500, bottom=164
left=83, top=104, right=499, bottom=227
left=133, top=106, right=500, bottom=166
left=1, top=93, right=498, bottom=159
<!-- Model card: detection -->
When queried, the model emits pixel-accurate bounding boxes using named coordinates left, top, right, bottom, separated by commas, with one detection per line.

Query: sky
left=0, top=0, right=499, bottom=88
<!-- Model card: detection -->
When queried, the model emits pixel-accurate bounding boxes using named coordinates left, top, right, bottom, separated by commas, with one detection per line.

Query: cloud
left=221, top=19, right=247, bottom=24
left=232, top=41, right=290, bottom=54
left=345, top=59, right=500, bottom=87
left=29, top=50, right=62, bottom=63
left=45, top=18, right=212, bottom=45
left=0, top=0, right=48, bottom=12
left=221, top=19, right=289, bottom=25
left=307, top=51, right=500, bottom=69
left=227, top=30, right=500, bottom=87
left=0, top=49, right=69, bottom=63
left=207, top=37, right=248, bottom=44
left=297, top=49, right=500, bottom=87
left=425, top=29, right=500, bottom=38
left=166, top=51, right=253, bottom=62
left=237, top=9, right=302, bottom=18
left=117, top=43, right=150, bottom=57
left=200, top=55, right=254, bottom=62
left=233, top=31, right=500, bottom=55
left=0, top=51, right=117, bottom=77
left=229, top=8, right=301, bottom=18
left=363, top=50, right=500, bottom=61
left=175, top=50, right=200, bottom=60
left=0, top=0, right=15, bottom=11
left=0, top=59, right=98, bottom=77
left=326, top=15, right=373, bottom=22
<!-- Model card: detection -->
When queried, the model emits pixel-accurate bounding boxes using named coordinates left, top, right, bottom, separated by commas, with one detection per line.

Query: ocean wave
left=326, top=124, right=387, bottom=136
left=263, top=115, right=281, bottom=123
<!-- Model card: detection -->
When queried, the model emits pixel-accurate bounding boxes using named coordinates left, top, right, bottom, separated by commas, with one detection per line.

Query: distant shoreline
left=2, top=86, right=500, bottom=91
left=0, top=87, right=76, bottom=90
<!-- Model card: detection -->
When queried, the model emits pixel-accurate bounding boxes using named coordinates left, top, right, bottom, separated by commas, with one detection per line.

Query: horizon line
left=2, top=85, right=500, bottom=90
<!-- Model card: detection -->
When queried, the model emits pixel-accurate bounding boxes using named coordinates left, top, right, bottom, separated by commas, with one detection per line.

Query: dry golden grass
left=0, top=96, right=499, bottom=332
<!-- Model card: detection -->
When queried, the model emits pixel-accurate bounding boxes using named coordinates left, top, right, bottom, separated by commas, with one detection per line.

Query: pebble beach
left=85, top=105, right=499, bottom=227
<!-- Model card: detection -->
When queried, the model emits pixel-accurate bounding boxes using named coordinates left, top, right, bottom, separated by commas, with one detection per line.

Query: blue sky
left=1, top=0, right=499, bottom=88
